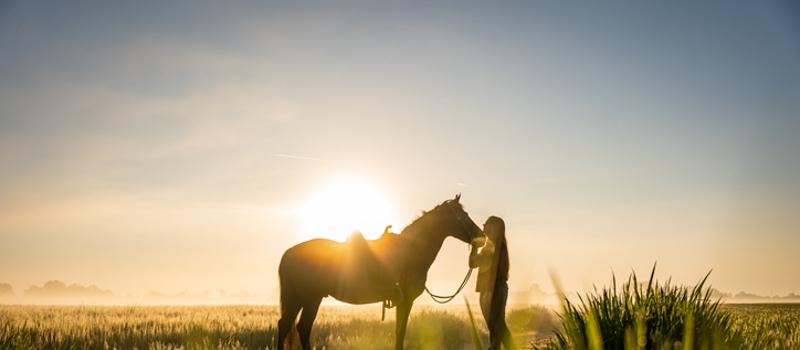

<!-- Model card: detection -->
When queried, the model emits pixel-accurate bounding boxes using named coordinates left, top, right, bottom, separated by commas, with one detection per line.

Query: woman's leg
left=479, top=291, right=492, bottom=322
left=484, top=285, right=502, bottom=349
left=490, top=281, right=515, bottom=349
left=479, top=290, right=494, bottom=347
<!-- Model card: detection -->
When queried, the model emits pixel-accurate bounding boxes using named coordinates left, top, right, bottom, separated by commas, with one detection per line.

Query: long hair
left=485, top=216, right=509, bottom=279
left=485, top=216, right=505, bottom=245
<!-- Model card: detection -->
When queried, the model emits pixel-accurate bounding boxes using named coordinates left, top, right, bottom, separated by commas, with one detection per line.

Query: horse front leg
left=394, top=299, right=412, bottom=350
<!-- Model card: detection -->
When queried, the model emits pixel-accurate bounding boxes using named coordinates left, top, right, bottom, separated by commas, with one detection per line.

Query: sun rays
left=297, top=175, right=398, bottom=242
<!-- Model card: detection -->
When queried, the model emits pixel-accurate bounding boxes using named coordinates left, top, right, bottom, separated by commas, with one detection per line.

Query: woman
left=470, top=216, right=515, bottom=350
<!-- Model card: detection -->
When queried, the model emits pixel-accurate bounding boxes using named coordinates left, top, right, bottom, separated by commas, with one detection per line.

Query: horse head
left=430, top=193, right=483, bottom=243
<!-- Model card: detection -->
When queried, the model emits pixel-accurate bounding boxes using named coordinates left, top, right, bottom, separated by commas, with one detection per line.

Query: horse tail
left=277, top=253, right=301, bottom=349
left=278, top=253, right=299, bottom=315
left=279, top=259, right=289, bottom=312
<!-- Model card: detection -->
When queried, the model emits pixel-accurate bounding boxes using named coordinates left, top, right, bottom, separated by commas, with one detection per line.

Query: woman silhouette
left=469, top=216, right=515, bottom=350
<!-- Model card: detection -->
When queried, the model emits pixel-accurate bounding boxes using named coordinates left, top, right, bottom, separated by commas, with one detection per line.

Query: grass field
left=0, top=303, right=797, bottom=349
left=723, top=304, right=800, bottom=350
left=0, top=304, right=557, bottom=350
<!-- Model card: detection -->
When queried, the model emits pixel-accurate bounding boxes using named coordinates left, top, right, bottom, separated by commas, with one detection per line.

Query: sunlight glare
left=298, top=175, right=397, bottom=242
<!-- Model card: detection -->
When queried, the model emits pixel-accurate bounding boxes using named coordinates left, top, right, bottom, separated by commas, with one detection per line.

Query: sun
left=298, top=175, right=398, bottom=242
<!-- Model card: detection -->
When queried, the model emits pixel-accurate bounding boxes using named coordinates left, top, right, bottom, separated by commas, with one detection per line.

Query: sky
left=1, top=1, right=799, bottom=301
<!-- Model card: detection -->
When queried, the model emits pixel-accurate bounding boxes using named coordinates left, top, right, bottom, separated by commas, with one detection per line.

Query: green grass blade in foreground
left=540, top=265, right=744, bottom=350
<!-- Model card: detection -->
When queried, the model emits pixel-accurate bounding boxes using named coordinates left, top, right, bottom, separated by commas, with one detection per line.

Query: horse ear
left=454, top=193, right=461, bottom=202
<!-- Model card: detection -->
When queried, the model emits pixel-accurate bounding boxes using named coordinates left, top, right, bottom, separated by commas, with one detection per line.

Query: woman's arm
left=469, top=243, right=481, bottom=268
left=469, top=239, right=494, bottom=269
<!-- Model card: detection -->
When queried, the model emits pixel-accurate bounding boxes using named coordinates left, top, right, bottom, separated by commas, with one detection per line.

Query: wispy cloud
left=271, top=153, right=319, bottom=161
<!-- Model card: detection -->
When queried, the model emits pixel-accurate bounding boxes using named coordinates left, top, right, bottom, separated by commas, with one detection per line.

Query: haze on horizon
left=1, top=1, right=799, bottom=302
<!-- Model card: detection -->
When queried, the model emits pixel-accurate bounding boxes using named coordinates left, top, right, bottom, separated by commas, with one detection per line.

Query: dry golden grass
left=0, top=304, right=556, bottom=349
left=0, top=303, right=796, bottom=349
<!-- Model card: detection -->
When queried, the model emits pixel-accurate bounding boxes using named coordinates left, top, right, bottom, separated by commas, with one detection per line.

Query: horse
left=276, top=194, right=483, bottom=350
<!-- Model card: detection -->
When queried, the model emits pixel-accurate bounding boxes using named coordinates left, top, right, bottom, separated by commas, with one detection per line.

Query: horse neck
left=399, top=217, right=449, bottom=272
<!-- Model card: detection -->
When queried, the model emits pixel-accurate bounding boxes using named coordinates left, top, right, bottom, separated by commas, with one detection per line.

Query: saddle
left=343, top=225, right=397, bottom=282
left=337, top=226, right=402, bottom=317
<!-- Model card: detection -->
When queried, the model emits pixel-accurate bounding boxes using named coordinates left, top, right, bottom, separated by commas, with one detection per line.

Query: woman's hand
left=471, top=236, right=487, bottom=248
left=469, top=237, right=486, bottom=269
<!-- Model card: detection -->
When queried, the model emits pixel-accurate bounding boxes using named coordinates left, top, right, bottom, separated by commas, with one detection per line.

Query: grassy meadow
left=0, top=303, right=797, bottom=349
left=0, top=304, right=558, bottom=350
left=724, top=304, right=800, bottom=349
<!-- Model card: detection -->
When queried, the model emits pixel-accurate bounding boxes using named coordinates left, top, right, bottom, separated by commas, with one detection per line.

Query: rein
left=382, top=265, right=472, bottom=320
left=381, top=200, right=479, bottom=318
left=422, top=202, right=478, bottom=304
left=382, top=244, right=475, bottom=319
left=424, top=266, right=472, bottom=304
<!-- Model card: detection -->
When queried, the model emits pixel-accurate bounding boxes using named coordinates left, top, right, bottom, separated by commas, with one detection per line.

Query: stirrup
left=381, top=299, right=395, bottom=321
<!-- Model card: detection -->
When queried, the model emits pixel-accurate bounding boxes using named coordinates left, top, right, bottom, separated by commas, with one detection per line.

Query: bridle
left=380, top=201, right=480, bottom=318
left=446, top=200, right=477, bottom=242
left=422, top=201, right=478, bottom=304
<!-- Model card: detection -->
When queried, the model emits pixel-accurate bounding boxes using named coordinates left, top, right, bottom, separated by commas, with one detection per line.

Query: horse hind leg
left=277, top=295, right=301, bottom=350
left=297, top=297, right=323, bottom=350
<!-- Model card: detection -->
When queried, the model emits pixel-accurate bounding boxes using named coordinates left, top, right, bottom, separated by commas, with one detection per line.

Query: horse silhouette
left=276, top=194, right=483, bottom=349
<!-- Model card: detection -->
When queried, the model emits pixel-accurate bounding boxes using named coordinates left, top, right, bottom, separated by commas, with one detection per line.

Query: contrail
left=271, top=153, right=319, bottom=161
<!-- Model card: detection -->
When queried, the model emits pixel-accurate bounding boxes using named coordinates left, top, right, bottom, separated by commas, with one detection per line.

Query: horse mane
left=399, top=199, right=462, bottom=236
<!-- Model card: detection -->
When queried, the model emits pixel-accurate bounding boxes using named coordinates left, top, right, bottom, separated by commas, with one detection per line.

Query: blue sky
left=1, top=1, right=798, bottom=298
